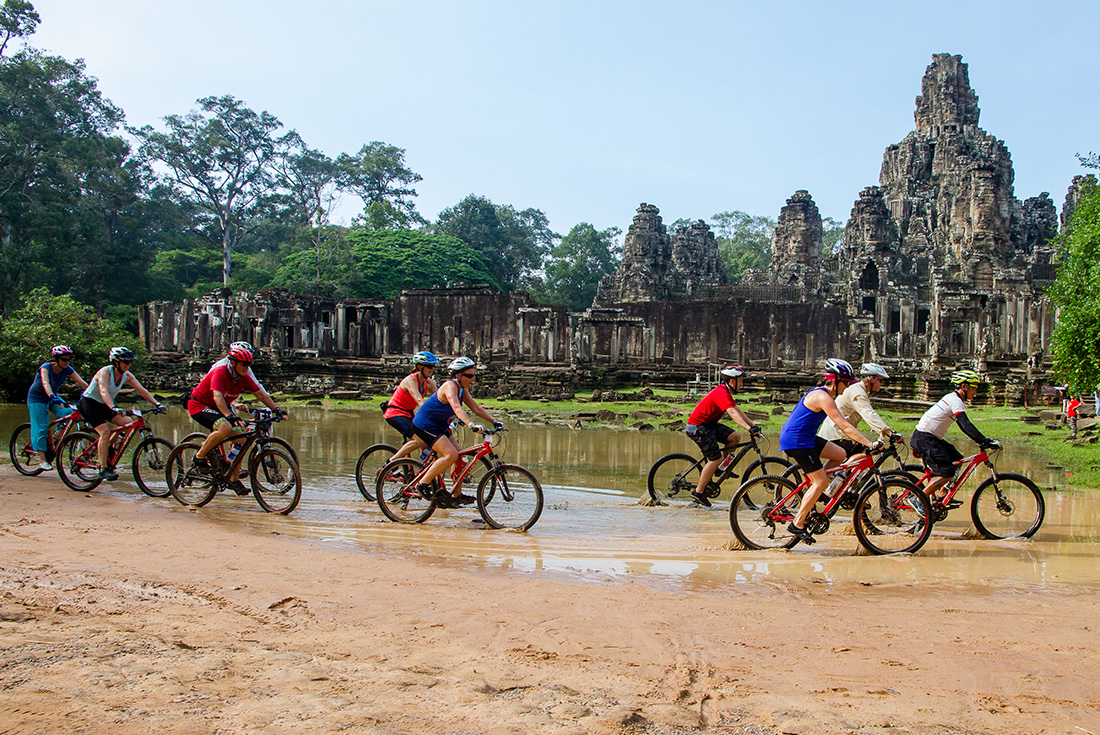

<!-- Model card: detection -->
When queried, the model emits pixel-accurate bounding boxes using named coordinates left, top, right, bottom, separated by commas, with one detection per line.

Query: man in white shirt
left=819, top=362, right=897, bottom=455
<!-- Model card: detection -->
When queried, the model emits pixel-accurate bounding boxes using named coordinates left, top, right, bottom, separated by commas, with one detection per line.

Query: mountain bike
left=646, top=433, right=789, bottom=504
left=375, top=427, right=542, bottom=531
left=180, top=414, right=299, bottom=472
left=165, top=409, right=301, bottom=514
left=54, top=407, right=173, bottom=496
left=728, top=435, right=933, bottom=555
left=8, top=402, right=87, bottom=476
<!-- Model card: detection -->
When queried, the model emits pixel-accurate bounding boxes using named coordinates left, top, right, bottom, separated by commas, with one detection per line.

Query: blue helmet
left=412, top=351, right=439, bottom=367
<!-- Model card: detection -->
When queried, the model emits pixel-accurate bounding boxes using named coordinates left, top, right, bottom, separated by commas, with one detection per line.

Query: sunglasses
left=58, top=357, right=71, bottom=362
left=459, top=372, right=476, bottom=379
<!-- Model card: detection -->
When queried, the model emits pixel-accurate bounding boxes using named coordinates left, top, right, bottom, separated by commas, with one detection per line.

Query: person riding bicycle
left=910, top=369, right=999, bottom=509
left=779, top=358, right=881, bottom=545
left=26, top=345, right=89, bottom=471
left=384, top=351, right=440, bottom=462
left=818, top=362, right=900, bottom=456
left=187, top=345, right=286, bottom=494
left=410, top=357, right=502, bottom=508
left=77, top=347, right=163, bottom=481
left=683, top=364, right=760, bottom=507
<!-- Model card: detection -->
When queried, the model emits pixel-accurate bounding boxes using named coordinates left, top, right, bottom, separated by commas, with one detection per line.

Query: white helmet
left=860, top=363, right=889, bottom=379
left=719, top=364, right=746, bottom=379
left=448, top=356, right=476, bottom=374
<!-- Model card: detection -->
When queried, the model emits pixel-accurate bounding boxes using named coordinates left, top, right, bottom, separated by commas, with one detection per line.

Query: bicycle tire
left=55, top=431, right=102, bottom=492
left=477, top=464, right=543, bottom=531
left=376, top=458, right=436, bottom=523
left=739, top=455, right=792, bottom=488
left=132, top=436, right=175, bottom=498
left=354, top=443, right=398, bottom=501
left=9, top=423, right=44, bottom=476
left=250, top=447, right=302, bottom=514
left=728, top=475, right=800, bottom=550
left=852, top=478, right=933, bottom=555
left=166, top=442, right=218, bottom=507
left=646, top=453, right=701, bottom=504
left=970, top=473, right=1045, bottom=539
left=181, top=431, right=206, bottom=445
left=250, top=436, right=300, bottom=470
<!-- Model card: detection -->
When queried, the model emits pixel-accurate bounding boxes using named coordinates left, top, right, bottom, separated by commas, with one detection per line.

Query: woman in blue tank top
left=779, top=359, right=878, bottom=545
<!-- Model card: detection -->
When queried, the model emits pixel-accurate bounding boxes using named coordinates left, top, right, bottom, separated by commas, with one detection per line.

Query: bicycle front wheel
left=376, top=458, right=435, bottom=523
left=646, top=453, right=701, bottom=504
left=970, top=473, right=1045, bottom=539
left=250, top=448, right=302, bottom=514
left=477, top=464, right=543, bottom=531
left=56, top=431, right=103, bottom=491
left=132, top=437, right=174, bottom=498
left=9, top=423, right=44, bottom=476
left=739, top=455, right=792, bottom=487
left=166, top=442, right=217, bottom=507
left=853, top=478, right=933, bottom=555
left=250, top=436, right=301, bottom=471
left=354, top=443, right=398, bottom=501
left=728, top=475, right=800, bottom=550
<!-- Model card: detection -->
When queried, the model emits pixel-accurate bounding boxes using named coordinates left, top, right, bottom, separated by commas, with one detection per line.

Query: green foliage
left=531, top=223, right=621, bottom=311
left=821, top=216, right=844, bottom=257
left=711, top=210, right=775, bottom=282
left=0, top=287, right=143, bottom=399
left=1050, top=176, right=1100, bottom=392
left=336, top=142, right=425, bottom=229
left=0, top=0, right=38, bottom=56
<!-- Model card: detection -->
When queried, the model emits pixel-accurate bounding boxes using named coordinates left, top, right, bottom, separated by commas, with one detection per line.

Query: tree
left=821, top=216, right=844, bottom=257
left=133, top=95, right=288, bottom=285
left=711, top=210, right=775, bottom=282
left=1050, top=176, right=1100, bottom=393
left=532, top=223, right=621, bottom=311
left=336, top=142, right=425, bottom=229
left=0, top=0, right=37, bottom=56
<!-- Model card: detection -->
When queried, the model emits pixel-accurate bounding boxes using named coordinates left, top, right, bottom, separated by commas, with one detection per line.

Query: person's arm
left=125, top=374, right=161, bottom=407
left=94, top=368, right=115, bottom=406
left=211, top=390, right=237, bottom=421
left=251, top=388, right=282, bottom=414
left=401, top=374, right=426, bottom=407
left=462, top=392, right=496, bottom=425
left=724, top=405, right=756, bottom=433
left=850, top=389, right=891, bottom=437
left=69, top=370, right=89, bottom=391
left=955, top=411, right=991, bottom=446
left=809, top=391, right=873, bottom=448
left=38, top=366, right=53, bottom=397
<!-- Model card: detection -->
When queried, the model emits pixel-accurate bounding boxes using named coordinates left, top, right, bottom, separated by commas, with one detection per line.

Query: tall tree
left=1050, top=175, right=1100, bottom=393
left=133, top=95, right=288, bottom=285
left=0, top=0, right=37, bottom=56
left=532, top=223, right=621, bottom=311
left=336, top=142, right=424, bottom=229
left=711, top=210, right=775, bottom=282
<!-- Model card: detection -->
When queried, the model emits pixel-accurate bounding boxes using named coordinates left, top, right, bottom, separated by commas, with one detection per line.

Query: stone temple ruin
left=139, top=54, right=1087, bottom=401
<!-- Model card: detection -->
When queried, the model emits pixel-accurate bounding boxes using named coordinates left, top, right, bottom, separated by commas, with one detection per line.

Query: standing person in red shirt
left=683, top=365, right=761, bottom=507
left=1068, top=393, right=1082, bottom=438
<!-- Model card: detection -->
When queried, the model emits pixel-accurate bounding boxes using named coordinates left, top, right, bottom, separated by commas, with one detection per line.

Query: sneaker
left=454, top=493, right=476, bottom=506
left=690, top=491, right=712, bottom=508
left=39, top=462, right=53, bottom=472
left=787, top=522, right=816, bottom=545
left=227, top=480, right=249, bottom=496
left=943, top=498, right=963, bottom=510
left=98, top=467, right=119, bottom=481
left=431, top=488, right=454, bottom=508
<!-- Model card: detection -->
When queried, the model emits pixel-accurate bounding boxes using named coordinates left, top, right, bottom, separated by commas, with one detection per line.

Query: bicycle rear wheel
left=55, top=431, right=103, bottom=491
left=354, top=443, right=398, bottom=501
left=376, top=458, right=435, bottom=523
left=9, top=423, right=44, bottom=476
left=477, top=464, right=543, bottom=531
left=728, top=475, right=800, bottom=550
left=646, top=453, right=701, bottom=504
left=250, top=447, right=302, bottom=514
left=739, top=455, right=792, bottom=488
left=166, top=442, right=217, bottom=507
left=853, top=478, right=933, bottom=555
left=132, top=437, right=174, bottom=497
left=970, top=473, right=1045, bottom=539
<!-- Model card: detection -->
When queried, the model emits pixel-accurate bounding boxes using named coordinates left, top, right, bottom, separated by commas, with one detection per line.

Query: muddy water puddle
left=4, top=404, right=1099, bottom=592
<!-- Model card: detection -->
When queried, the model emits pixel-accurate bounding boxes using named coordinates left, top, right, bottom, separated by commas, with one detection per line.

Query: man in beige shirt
left=818, top=363, right=896, bottom=455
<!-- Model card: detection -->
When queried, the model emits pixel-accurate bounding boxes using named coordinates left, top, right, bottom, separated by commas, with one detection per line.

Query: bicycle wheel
left=376, top=458, right=435, bottom=523
left=477, top=464, right=544, bottom=531
left=250, top=447, right=302, bottom=514
left=132, top=436, right=174, bottom=498
left=739, top=455, right=792, bottom=487
left=166, top=442, right=217, bottom=507
left=55, top=431, right=103, bottom=492
left=354, top=443, right=398, bottom=501
left=970, top=473, right=1045, bottom=539
left=728, top=475, right=800, bottom=550
left=249, top=436, right=301, bottom=471
left=646, top=453, right=701, bottom=503
left=852, top=478, right=933, bottom=555
left=9, top=423, right=45, bottom=476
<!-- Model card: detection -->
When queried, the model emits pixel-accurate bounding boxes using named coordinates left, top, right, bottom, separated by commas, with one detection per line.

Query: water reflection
left=2, top=403, right=1098, bottom=592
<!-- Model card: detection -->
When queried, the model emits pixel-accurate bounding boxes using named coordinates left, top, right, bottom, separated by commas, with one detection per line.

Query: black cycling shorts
left=686, top=422, right=736, bottom=462
left=910, top=430, right=963, bottom=477
left=189, top=407, right=235, bottom=431
left=412, top=423, right=451, bottom=449
left=77, top=396, right=116, bottom=429
left=784, top=436, right=830, bottom=474
left=386, top=414, right=417, bottom=440
left=832, top=438, right=864, bottom=458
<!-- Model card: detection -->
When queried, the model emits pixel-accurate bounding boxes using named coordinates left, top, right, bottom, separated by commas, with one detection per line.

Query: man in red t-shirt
left=187, top=345, right=285, bottom=493
left=684, top=365, right=760, bottom=507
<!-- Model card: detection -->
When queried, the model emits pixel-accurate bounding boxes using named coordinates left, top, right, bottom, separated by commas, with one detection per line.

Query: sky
left=22, top=0, right=1100, bottom=236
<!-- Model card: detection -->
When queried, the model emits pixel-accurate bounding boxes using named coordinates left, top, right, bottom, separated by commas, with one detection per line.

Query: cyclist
left=384, top=351, right=440, bottom=461
left=26, top=345, right=89, bottom=470
left=780, top=358, right=881, bottom=545
left=77, top=347, right=163, bottom=481
left=910, top=369, right=999, bottom=509
left=187, top=345, right=286, bottom=494
left=683, top=364, right=761, bottom=507
left=410, top=357, right=502, bottom=508
left=819, top=362, right=899, bottom=455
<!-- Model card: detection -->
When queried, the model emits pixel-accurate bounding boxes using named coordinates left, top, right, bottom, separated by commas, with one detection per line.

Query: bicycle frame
left=392, top=429, right=503, bottom=500
left=99, top=411, right=157, bottom=466
left=909, top=448, right=995, bottom=502
left=204, top=411, right=287, bottom=481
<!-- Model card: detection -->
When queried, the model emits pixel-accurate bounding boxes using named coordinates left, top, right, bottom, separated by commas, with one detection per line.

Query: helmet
left=448, top=356, right=476, bottom=374
left=229, top=341, right=254, bottom=353
left=51, top=345, right=74, bottom=359
left=227, top=345, right=254, bottom=364
left=719, top=364, right=746, bottom=379
left=412, top=351, right=440, bottom=366
left=860, top=363, right=889, bottom=379
left=109, top=346, right=136, bottom=362
left=824, top=358, right=856, bottom=383
left=950, top=369, right=982, bottom=386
